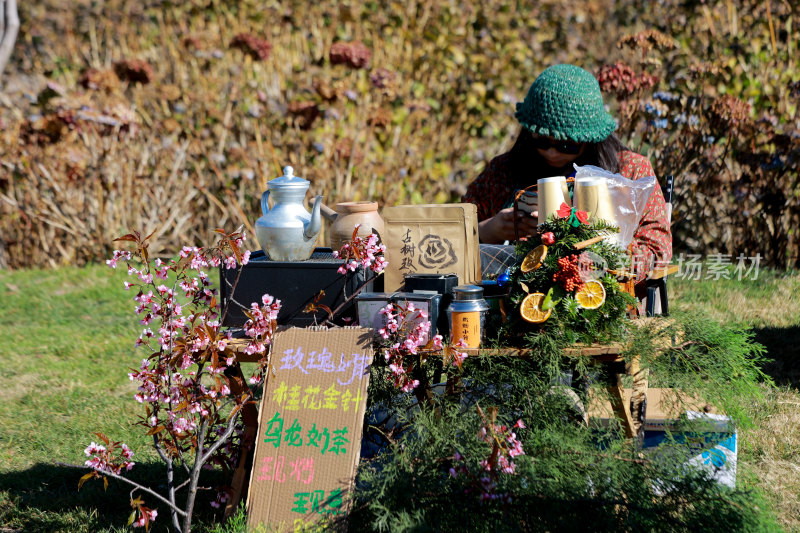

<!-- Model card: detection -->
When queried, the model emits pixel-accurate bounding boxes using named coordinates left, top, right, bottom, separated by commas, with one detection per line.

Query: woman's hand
left=478, top=207, right=539, bottom=243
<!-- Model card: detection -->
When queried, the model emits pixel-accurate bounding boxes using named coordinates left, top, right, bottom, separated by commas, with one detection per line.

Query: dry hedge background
left=0, top=0, right=798, bottom=269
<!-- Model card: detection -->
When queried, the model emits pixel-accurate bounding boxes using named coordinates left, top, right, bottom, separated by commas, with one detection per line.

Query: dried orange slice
left=520, top=245, right=547, bottom=273
left=520, top=292, right=551, bottom=323
left=575, top=280, right=606, bottom=309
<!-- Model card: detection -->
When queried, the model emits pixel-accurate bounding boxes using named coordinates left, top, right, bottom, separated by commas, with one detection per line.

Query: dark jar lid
left=452, top=284, right=484, bottom=301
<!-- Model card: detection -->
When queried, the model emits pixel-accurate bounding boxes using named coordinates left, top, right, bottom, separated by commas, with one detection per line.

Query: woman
left=463, top=64, right=671, bottom=283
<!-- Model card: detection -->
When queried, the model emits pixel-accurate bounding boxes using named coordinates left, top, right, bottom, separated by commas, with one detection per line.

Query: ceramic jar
left=328, top=201, right=385, bottom=251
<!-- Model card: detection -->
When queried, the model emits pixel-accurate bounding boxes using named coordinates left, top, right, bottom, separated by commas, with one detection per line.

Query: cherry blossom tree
left=76, top=228, right=276, bottom=532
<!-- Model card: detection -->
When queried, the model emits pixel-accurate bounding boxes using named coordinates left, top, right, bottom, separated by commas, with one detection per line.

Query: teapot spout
left=304, top=195, right=323, bottom=240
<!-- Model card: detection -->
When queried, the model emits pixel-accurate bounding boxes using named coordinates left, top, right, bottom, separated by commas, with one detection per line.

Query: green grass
left=0, top=265, right=238, bottom=532
left=0, top=264, right=798, bottom=531
left=671, top=268, right=800, bottom=387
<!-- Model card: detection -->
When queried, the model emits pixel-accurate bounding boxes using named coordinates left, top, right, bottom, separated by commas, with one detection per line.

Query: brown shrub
left=79, top=68, right=121, bottom=91
left=229, top=33, right=271, bottom=61
left=329, top=41, right=371, bottom=69
left=113, top=59, right=154, bottom=85
left=287, top=101, right=321, bottom=130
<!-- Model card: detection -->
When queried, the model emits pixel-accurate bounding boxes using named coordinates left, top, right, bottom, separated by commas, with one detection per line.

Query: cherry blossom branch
left=56, top=461, right=188, bottom=519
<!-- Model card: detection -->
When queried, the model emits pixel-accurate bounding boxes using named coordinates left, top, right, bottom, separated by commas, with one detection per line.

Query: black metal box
left=219, top=249, right=375, bottom=327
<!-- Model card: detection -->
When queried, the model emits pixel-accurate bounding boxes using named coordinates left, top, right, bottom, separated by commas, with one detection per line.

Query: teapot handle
left=261, top=190, right=270, bottom=215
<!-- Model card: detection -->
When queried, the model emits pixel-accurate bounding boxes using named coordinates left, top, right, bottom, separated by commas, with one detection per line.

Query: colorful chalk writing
left=247, top=328, right=372, bottom=531
left=270, top=381, right=361, bottom=412
left=278, top=347, right=370, bottom=386
left=262, top=412, right=350, bottom=456
left=291, top=488, right=343, bottom=516
left=256, top=455, right=314, bottom=484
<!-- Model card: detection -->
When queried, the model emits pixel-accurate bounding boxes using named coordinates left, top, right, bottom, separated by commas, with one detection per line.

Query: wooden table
left=419, top=343, right=647, bottom=439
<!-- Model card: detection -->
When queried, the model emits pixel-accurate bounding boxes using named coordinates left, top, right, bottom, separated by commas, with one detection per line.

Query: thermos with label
left=447, top=284, right=489, bottom=349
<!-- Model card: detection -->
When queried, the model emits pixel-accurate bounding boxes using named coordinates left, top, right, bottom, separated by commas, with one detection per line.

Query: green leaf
left=541, top=287, right=560, bottom=311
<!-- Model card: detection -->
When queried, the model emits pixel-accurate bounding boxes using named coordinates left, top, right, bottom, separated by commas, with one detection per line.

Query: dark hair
left=507, top=128, right=629, bottom=188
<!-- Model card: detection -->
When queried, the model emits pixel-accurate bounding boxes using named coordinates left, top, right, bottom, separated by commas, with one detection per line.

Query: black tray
left=219, top=248, right=378, bottom=327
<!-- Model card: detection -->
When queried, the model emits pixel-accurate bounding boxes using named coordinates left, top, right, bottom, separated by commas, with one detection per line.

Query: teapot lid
left=268, top=166, right=309, bottom=190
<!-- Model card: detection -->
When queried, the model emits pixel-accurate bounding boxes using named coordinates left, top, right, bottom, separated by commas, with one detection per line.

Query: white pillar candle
left=575, top=177, right=617, bottom=226
left=537, top=176, right=569, bottom=225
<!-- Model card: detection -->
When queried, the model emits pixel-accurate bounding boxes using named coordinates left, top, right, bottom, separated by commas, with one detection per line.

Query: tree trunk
left=0, top=0, right=20, bottom=81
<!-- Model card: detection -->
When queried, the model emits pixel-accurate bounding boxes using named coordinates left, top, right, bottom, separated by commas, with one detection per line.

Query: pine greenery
left=347, top=217, right=775, bottom=531
left=351, top=313, right=775, bottom=531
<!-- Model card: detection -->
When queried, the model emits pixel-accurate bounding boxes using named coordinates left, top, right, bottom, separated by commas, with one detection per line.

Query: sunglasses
left=531, top=136, right=583, bottom=155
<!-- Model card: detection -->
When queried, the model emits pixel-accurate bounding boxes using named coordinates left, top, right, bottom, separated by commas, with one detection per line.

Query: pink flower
left=451, top=349, right=468, bottom=367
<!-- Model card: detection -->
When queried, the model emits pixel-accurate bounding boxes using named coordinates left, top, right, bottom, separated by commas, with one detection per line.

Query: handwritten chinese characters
left=271, top=381, right=362, bottom=412
left=400, top=228, right=416, bottom=273
left=278, top=346, right=369, bottom=386
left=262, top=411, right=350, bottom=456
left=256, top=455, right=314, bottom=484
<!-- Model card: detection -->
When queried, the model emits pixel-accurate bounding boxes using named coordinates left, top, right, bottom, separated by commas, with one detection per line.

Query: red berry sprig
left=553, top=255, right=585, bottom=293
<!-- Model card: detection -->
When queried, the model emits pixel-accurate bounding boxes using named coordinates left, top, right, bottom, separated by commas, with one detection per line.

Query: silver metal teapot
left=255, top=166, right=323, bottom=261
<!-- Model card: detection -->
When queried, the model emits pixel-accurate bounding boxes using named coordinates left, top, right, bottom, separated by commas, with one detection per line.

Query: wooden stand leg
left=607, top=373, right=636, bottom=439
left=628, top=355, right=649, bottom=442
left=225, top=425, right=257, bottom=518
left=224, top=363, right=262, bottom=518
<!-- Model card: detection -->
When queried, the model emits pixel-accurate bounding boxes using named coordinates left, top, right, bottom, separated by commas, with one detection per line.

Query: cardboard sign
left=381, top=204, right=480, bottom=292
left=246, top=327, right=374, bottom=531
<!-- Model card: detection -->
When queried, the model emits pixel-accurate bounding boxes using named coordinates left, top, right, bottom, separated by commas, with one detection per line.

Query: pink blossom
left=451, top=349, right=468, bottom=367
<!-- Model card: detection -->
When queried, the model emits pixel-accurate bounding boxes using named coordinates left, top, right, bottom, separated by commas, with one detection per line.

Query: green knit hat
left=514, top=64, right=616, bottom=143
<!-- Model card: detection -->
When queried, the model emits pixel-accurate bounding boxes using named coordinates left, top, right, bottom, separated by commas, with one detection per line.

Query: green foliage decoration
left=500, top=216, right=636, bottom=355
left=625, top=312, right=772, bottom=429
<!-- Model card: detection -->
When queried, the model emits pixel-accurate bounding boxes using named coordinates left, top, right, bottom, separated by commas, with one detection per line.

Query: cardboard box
left=589, top=388, right=737, bottom=488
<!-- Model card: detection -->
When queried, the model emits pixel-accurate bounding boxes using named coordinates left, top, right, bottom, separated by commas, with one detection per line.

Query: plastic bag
left=573, top=164, right=656, bottom=249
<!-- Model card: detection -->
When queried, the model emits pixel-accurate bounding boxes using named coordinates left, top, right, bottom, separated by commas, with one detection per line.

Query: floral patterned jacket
left=462, top=150, right=672, bottom=283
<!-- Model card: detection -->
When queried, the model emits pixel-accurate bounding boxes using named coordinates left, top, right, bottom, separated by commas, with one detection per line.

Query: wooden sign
left=246, top=327, right=374, bottom=532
